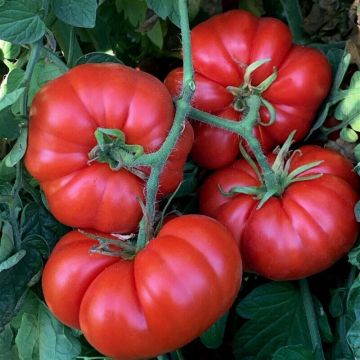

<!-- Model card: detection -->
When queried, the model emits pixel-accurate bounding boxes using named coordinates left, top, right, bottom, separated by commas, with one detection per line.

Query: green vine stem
left=299, top=279, right=325, bottom=360
left=19, top=40, right=42, bottom=116
left=188, top=97, right=278, bottom=192
left=67, top=26, right=76, bottom=67
left=136, top=0, right=195, bottom=250
left=6, top=40, right=43, bottom=252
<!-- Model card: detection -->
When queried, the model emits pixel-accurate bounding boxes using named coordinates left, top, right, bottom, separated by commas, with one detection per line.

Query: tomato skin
left=25, top=64, right=194, bottom=233
left=42, top=215, right=242, bottom=359
left=164, top=10, right=332, bottom=169
left=199, top=146, right=359, bottom=280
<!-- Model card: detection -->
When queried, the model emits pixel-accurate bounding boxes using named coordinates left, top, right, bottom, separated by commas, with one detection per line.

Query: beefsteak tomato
left=200, top=145, right=359, bottom=280
left=165, top=10, right=332, bottom=169
left=42, top=215, right=242, bottom=359
left=25, top=63, right=193, bottom=233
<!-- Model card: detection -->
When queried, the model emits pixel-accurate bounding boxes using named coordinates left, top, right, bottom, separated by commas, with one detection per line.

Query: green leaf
left=0, top=88, right=25, bottom=112
left=146, top=20, right=163, bottom=49
left=233, top=282, right=313, bottom=359
left=279, top=0, right=308, bottom=44
left=0, top=68, right=25, bottom=96
left=330, top=288, right=346, bottom=318
left=38, top=302, right=81, bottom=360
left=0, top=324, right=14, bottom=354
left=349, top=243, right=360, bottom=269
left=335, top=71, right=360, bottom=119
left=115, top=0, right=147, bottom=27
left=0, top=107, right=21, bottom=140
left=4, top=128, right=27, bottom=167
left=0, top=248, right=42, bottom=330
left=51, top=20, right=83, bottom=62
left=0, top=250, right=26, bottom=272
left=15, top=313, right=38, bottom=360
left=307, top=52, right=351, bottom=138
left=239, top=0, right=265, bottom=17
left=0, top=40, right=21, bottom=60
left=0, top=161, right=16, bottom=182
left=20, top=202, right=68, bottom=253
left=75, top=52, right=123, bottom=65
left=200, top=312, right=228, bottom=349
left=147, top=0, right=180, bottom=27
left=347, top=276, right=360, bottom=320
left=0, top=222, right=14, bottom=263
left=355, top=199, right=360, bottom=222
left=350, top=114, right=360, bottom=132
left=1, top=59, right=64, bottom=111
left=354, top=145, right=360, bottom=163
left=335, top=71, right=360, bottom=141
left=340, top=127, right=358, bottom=143
left=12, top=292, right=81, bottom=360
left=28, top=59, right=65, bottom=104
left=51, top=0, right=98, bottom=28
left=347, top=320, right=360, bottom=358
left=272, top=345, right=315, bottom=360
left=313, top=297, right=334, bottom=343
left=326, top=48, right=348, bottom=77
left=0, top=0, right=46, bottom=44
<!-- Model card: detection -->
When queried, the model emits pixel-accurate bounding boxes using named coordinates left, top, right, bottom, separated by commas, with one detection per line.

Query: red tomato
left=42, top=215, right=242, bottom=359
left=165, top=10, right=332, bottom=169
left=199, top=146, right=359, bottom=280
left=25, top=64, right=194, bottom=233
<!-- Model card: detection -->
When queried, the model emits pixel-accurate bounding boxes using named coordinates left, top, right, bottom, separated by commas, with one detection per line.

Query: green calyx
left=227, top=58, right=277, bottom=126
left=222, top=131, right=324, bottom=208
left=79, top=230, right=136, bottom=260
left=88, top=128, right=145, bottom=174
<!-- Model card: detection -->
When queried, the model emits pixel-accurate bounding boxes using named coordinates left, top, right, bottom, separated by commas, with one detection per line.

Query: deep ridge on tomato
left=25, top=63, right=194, bottom=233
left=199, top=146, right=359, bottom=280
left=42, top=215, right=242, bottom=360
left=164, top=10, right=332, bottom=169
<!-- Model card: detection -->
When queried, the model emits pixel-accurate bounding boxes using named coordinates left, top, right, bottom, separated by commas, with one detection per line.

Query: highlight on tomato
left=199, top=143, right=359, bottom=280
left=25, top=63, right=194, bottom=234
left=165, top=10, right=332, bottom=169
left=42, top=215, right=242, bottom=359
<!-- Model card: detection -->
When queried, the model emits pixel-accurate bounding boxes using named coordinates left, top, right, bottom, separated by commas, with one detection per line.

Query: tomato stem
left=299, top=279, right=325, bottom=360
left=188, top=96, right=278, bottom=192
left=136, top=0, right=195, bottom=250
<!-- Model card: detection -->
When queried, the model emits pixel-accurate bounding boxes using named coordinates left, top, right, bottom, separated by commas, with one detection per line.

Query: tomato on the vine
left=42, top=215, right=242, bottom=359
left=165, top=10, right=332, bottom=169
left=25, top=63, right=194, bottom=233
left=200, top=146, right=359, bottom=280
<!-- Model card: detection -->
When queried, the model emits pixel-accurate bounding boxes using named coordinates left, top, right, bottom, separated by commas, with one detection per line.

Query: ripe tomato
left=165, top=10, right=332, bottom=169
left=42, top=215, right=242, bottom=359
left=200, top=146, right=359, bottom=280
left=25, top=64, right=193, bottom=233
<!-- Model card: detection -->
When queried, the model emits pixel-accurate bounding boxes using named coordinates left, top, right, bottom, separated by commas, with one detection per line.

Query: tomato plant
left=165, top=10, right=332, bottom=169
left=1, top=1, right=360, bottom=360
left=200, top=145, right=359, bottom=280
left=42, top=215, right=242, bottom=359
left=25, top=63, right=194, bottom=233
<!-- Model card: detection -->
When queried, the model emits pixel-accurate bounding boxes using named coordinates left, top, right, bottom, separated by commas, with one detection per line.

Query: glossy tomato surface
left=42, top=215, right=242, bottom=360
left=25, top=63, right=193, bottom=233
left=165, top=10, right=332, bottom=169
left=200, top=146, right=359, bottom=280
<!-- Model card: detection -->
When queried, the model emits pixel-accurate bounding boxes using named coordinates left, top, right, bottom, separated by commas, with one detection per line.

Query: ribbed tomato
left=25, top=63, right=193, bottom=233
left=42, top=215, right=242, bottom=359
left=165, top=10, right=332, bottom=169
left=200, top=146, right=359, bottom=280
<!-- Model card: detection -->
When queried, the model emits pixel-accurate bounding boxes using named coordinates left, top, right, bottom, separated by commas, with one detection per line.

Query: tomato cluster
left=25, top=9, right=359, bottom=360
left=165, top=10, right=332, bottom=169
